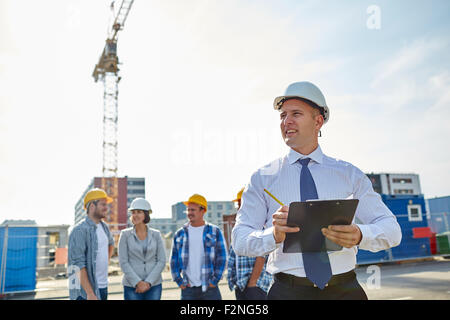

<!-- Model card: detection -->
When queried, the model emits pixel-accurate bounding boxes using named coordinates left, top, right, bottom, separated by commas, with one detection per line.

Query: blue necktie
left=299, top=158, right=332, bottom=289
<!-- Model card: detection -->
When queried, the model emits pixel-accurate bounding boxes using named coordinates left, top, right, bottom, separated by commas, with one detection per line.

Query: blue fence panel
left=428, top=196, right=450, bottom=213
left=427, top=196, right=450, bottom=234
left=427, top=212, right=450, bottom=234
left=0, top=226, right=38, bottom=293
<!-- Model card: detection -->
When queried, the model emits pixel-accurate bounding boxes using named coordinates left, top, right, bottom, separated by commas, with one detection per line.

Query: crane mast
left=92, top=0, right=134, bottom=239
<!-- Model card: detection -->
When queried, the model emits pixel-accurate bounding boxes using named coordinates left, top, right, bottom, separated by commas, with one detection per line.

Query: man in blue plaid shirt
left=227, top=247, right=272, bottom=300
left=227, top=188, right=272, bottom=300
left=170, top=194, right=227, bottom=300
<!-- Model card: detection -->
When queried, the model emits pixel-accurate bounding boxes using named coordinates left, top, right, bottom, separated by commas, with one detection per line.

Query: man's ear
left=316, top=114, right=324, bottom=131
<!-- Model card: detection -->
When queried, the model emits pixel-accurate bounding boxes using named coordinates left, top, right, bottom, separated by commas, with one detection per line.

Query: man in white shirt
left=232, top=81, right=402, bottom=300
left=68, top=188, right=115, bottom=300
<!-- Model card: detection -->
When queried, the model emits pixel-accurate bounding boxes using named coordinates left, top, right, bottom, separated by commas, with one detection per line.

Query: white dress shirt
left=232, top=145, right=402, bottom=277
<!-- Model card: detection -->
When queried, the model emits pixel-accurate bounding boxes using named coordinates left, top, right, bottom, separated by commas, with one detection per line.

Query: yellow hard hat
left=183, top=194, right=208, bottom=212
left=84, top=188, right=113, bottom=209
left=233, top=187, right=245, bottom=202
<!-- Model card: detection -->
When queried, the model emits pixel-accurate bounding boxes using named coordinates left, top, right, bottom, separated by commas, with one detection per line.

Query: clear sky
left=1, top=0, right=449, bottom=226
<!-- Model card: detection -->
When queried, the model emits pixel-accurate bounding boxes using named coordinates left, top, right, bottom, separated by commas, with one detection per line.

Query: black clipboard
left=283, top=199, right=359, bottom=253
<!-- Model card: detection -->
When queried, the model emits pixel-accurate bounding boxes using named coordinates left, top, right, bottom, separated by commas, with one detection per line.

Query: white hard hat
left=128, top=198, right=152, bottom=213
left=273, top=81, right=330, bottom=123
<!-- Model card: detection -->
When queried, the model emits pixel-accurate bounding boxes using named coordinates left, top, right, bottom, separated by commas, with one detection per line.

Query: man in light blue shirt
left=68, top=188, right=115, bottom=300
left=232, top=81, right=402, bottom=300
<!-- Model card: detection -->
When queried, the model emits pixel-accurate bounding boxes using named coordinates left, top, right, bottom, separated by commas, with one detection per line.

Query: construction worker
left=68, top=188, right=115, bottom=300
left=227, top=187, right=272, bottom=300
left=118, top=198, right=166, bottom=300
left=232, top=81, right=402, bottom=300
left=170, top=194, right=227, bottom=300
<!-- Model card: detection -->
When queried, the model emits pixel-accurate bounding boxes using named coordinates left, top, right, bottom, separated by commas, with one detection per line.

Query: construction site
left=1, top=0, right=449, bottom=301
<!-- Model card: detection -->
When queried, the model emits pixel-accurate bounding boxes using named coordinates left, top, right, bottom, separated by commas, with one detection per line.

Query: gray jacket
left=118, top=225, right=166, bottom=288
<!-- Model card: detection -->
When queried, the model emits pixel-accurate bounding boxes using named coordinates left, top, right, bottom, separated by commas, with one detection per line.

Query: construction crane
left=92, top=0, right=134, bottom=238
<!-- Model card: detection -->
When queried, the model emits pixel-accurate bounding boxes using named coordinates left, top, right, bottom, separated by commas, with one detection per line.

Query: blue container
left=356, top=194, right=431, bottom=264
left=382, top=195, right=431, bottom=260
left=356, top=248, right=390, bottom=265
left=392, top=215, right=431, bottom=259
left=0, top=226, right=38, bottom=293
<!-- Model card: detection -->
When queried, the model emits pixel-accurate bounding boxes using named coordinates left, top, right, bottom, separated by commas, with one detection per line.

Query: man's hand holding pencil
left=264, top=189, right=300, bottom=243
left=272, top=205, right=300, bottom=243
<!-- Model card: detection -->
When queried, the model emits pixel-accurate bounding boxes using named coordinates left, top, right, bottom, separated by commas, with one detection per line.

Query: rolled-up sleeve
left=353, top=168, right=402, bottom=252
left=232, top=171, right=277, bottom=257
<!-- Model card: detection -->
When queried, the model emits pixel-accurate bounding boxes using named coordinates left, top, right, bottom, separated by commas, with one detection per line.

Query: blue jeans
left=76, top=287, right=108, bottom=300
left=124, top=284, right=162, bottom=300
left=181, top=286, right=222, bottom=300
left=235, top=286, right=267, bottom=300
left=99, top=288, right=108, bottom=300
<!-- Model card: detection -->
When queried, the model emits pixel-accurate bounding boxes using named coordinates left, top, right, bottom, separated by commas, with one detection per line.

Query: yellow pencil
left=263, top=188, right=285, bottom=206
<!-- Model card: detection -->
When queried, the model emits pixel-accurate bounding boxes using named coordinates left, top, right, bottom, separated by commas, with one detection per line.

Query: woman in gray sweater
left=118, top=198, right=166, bottom=300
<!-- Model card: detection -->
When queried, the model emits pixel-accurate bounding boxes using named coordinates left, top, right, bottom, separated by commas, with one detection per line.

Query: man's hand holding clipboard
left=265, top=189, right=362, bottom=251
left=321, top=222, right=362, bottom=249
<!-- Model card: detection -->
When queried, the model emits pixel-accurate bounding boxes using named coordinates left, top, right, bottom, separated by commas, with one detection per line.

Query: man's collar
left=287, top=145, right=324, bottom=165
left=85, top=216, right=98, bottom=227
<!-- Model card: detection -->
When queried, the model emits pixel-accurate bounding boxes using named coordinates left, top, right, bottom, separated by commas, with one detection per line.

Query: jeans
left=124, top=284, right=162, bottom=300
left=235, top=286, right=267, bottom=300
left=76, top=287, right=108, bottom=300
left=181, top=286, right=222, bottom=300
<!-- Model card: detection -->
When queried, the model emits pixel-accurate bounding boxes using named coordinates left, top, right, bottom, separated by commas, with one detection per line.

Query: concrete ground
left=3, top=257, right=450, bottom=300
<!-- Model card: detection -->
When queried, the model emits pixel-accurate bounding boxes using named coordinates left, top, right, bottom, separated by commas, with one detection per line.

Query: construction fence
left=0, top=225, right=69, bottom=295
